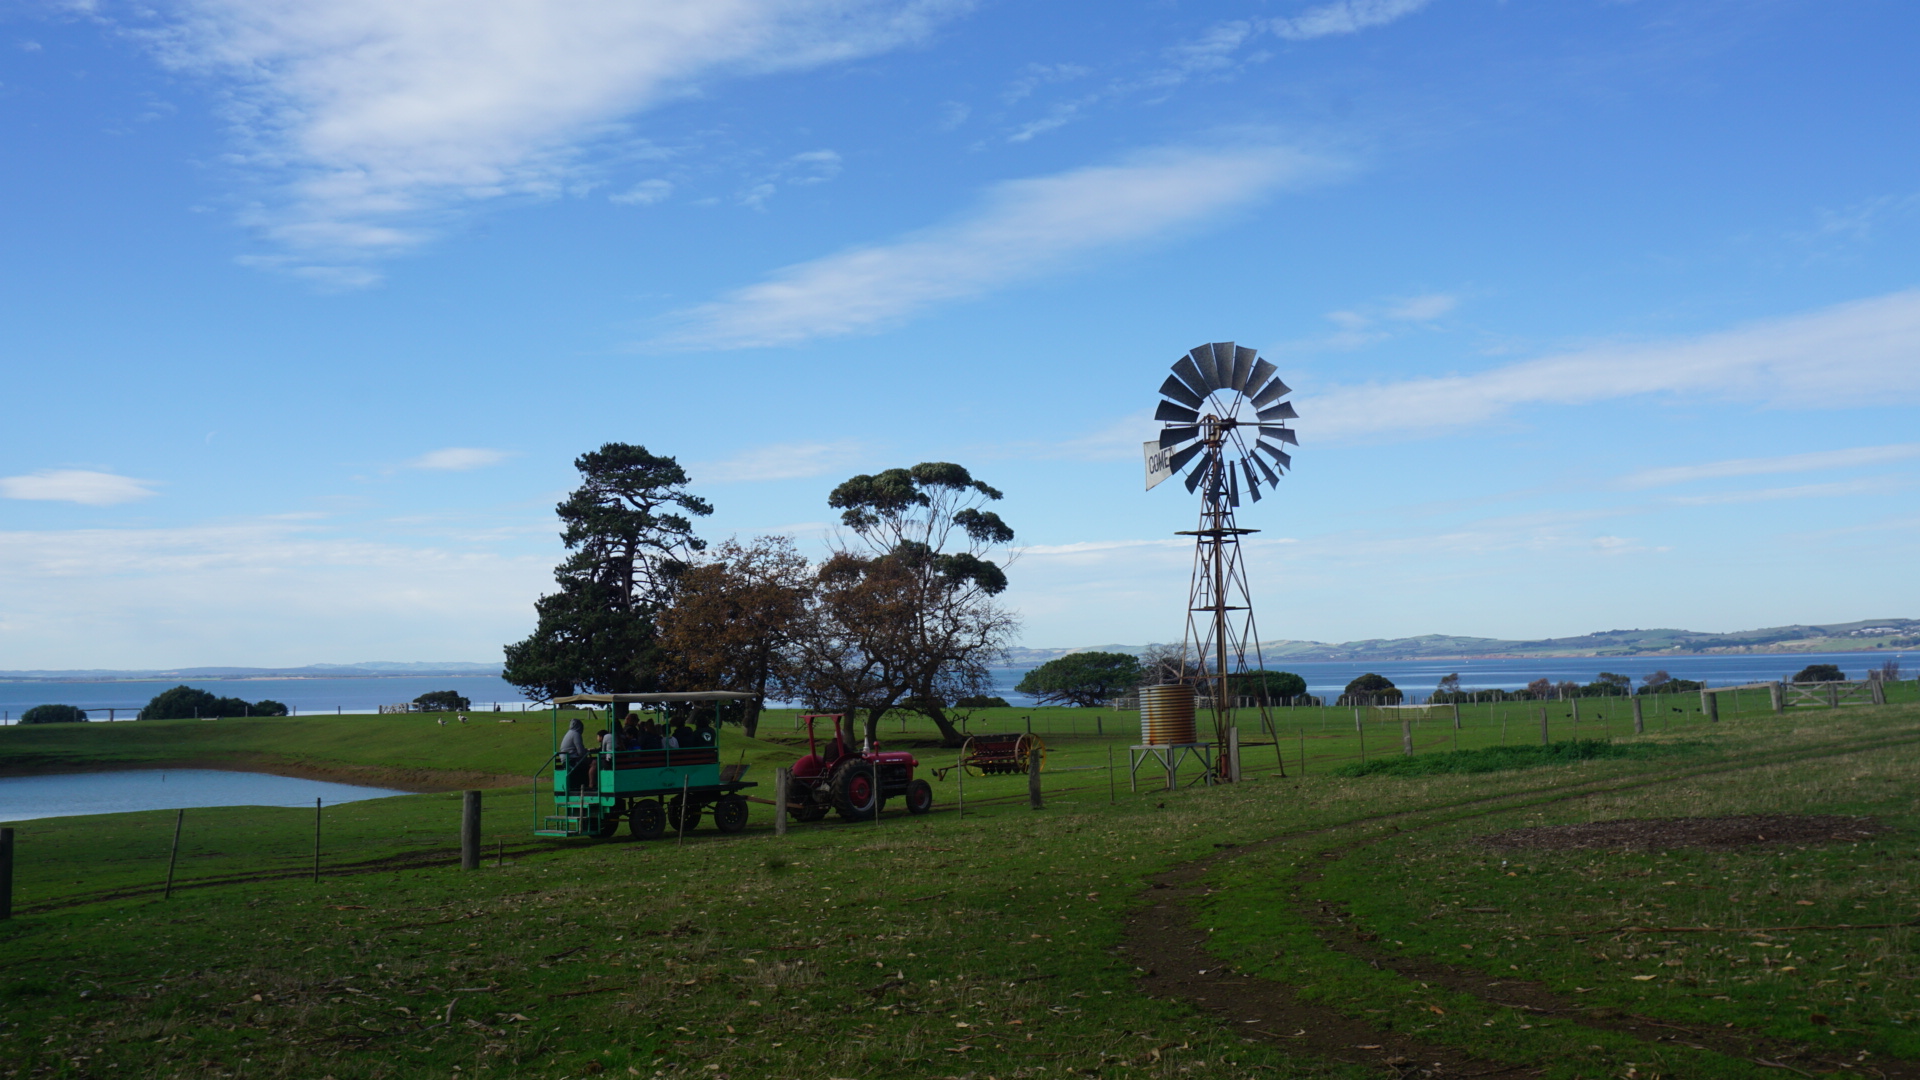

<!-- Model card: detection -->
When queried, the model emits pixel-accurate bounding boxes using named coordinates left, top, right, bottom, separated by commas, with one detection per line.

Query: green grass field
left=1, top=694, right=1916, bottom=1078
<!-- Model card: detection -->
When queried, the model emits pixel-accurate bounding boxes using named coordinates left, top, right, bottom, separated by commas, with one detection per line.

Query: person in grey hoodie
left=559, top=717, right=589, bottom=791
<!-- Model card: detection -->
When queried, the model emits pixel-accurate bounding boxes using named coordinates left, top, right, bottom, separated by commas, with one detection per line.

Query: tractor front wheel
left=793, top=799, right=829, bottom=822
left=713, top=794, right=749, bottom=833
left=905, top=779, right=933, bottom=815
left=833, top=761, right=879, bottom=822
left=629, top=799, right=665, bottom=840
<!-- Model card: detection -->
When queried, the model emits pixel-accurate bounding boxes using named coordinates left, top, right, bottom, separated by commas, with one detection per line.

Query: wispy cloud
left=1619, top=443, right=1920, bottom=490
left=657, top=143, right=1339, bottom=348
left=1667, top=478, right=1903, bottom=506
left=135, top=0, right=964, bottom=274
left=691, top=440, right=865, bottom=483
left=1269, top=0, right=1434, bottom=41
left=0, top=470, right=157, bottom=506
left=1305, top=289, right=1920, bottom=442
left=611, top=179, right=674, bottom=206
left=407, top=448, right=513, bottom=471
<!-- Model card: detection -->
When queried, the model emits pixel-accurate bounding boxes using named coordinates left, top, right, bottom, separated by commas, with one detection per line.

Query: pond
left=0, top=769, right=409, bottom=823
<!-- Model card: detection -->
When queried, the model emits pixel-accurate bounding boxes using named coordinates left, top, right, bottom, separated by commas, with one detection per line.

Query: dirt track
left=1121, top=735, right=1920, bottom=1078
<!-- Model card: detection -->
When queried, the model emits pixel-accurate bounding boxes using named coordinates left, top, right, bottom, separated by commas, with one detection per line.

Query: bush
left=20, top=704, right=87, bottom=724
left=1231, top=669, right=1307, bottom=700
left=1336, top=673, right=1401, bottom=706
left=1637, top=678, right=1703, bottom=695
left=1792, top=663, right=1845, bottom=683
left=138, top=685, right=285, bottom=720
left=954, top=695, right=1010, bottom=708
left=413, top=690, right=472, bottom=712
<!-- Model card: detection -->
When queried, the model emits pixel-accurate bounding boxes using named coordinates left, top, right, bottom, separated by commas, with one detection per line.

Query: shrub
left=413, top=690, right=472, bottom=712
left=1337, top=672, right=1401, bottom=706
left=1792, top=663, right=1845, bottom=683
left=954, top=695, right=1010, bottom=708
left=20, top=704, right=87, bottom=724
left=139, top=685, right=284, bottom=720
left=1636, top=678, right=1703, bottom=695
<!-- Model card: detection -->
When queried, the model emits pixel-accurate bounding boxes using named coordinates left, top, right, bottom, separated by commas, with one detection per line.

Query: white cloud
left=658, top=143, right=1339, bottom=348
left=1305, top=289, right=1920, bottom=442
left=407, top=447, right=513, bottom=471
left=691, top=440, right=864, bottom=483
left=1269, top=0, right=1434, bottom=41
left=137, top=0, right=963, bottom=264
left=0, top=470, right=157, bottom=506
left=1667, top=478, right=1902, bottom=506
left=1386, top=292, right=1457, bottom=321
left=611, top=179, right=674, bottom=206
left=1619, top=443, right=1920, bottom=490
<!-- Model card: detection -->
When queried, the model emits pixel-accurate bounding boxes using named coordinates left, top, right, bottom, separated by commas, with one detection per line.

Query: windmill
left=1145, top=341, right=1297, bottom=779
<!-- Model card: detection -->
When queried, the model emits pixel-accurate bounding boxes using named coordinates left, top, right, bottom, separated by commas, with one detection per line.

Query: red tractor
left=789, top=713, right=933, bottom=822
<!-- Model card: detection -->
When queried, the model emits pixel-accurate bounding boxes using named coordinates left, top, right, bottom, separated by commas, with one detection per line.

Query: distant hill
left=0, top=662, right=502, bottom=682
left=1003, top=618, right=1920, bottom=666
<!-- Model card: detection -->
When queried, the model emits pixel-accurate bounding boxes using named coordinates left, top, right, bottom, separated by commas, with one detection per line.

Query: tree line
left=499, top=444, right=1018, bottom=748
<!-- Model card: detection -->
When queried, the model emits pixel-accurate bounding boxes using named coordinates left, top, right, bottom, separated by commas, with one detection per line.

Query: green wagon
left=534, top=691, right=758, bottom=840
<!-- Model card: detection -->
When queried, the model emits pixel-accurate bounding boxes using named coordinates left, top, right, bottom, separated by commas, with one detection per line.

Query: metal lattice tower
left=1147, top=342, right=1298, bottom=779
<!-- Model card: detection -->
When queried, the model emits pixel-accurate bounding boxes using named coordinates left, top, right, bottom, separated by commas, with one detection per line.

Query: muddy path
left=1120, top=731, right=1920, bottom=1078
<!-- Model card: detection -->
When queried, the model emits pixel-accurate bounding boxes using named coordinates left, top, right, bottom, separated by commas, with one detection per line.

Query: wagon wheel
left=667, top=796, right=701, bottom=834
left=713, top=794, right=749, bottom=834
left=628, top=799, right=665, bottom=841
left=1017, top=733, right=1048, bottom=773
left=590, top=803, right=622, bottom=839
left=958, top=736, right=987, bottom=778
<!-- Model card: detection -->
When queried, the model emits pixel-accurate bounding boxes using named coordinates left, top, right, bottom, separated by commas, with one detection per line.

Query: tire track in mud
left=1121, top=730, right=1920, bottom=1078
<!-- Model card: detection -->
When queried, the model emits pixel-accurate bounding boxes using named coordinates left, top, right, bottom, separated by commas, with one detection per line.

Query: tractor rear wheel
left=629, top=799, right=665, bottom=840
left=905, top=779, right=933, bottom=815
left=832, top=761, right=879, bottom=822
left=667, top=796, right=701, bottom=834
left=713, top=794, right=749, bottom=833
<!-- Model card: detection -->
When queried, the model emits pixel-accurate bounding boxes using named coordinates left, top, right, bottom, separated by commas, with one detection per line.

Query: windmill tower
left=1146, top=341, right=1297, bottom=779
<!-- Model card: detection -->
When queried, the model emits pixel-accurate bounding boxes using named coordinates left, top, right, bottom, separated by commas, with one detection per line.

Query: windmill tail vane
left=1147, top=340, right=1298, bottom=780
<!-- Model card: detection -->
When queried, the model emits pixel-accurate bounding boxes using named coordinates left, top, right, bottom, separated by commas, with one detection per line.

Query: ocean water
left=0, top=675, right=532, bottom=721
left=0, top=769, right=408, bottom=823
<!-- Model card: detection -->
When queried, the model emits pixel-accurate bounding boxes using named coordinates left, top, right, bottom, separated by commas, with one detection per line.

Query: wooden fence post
left=1870, top=679, right=1886, bottom=707
left=1770, top=682, right=1784, bottom=713
left=1703, top=690, right=1719, bottom=723
left=0, top=827, right=12, bottom=921
left=461, top=791, right=481, bottom=871
left=1631, top=696, right=1644, bottom=735
left=1028, top=748, right=1043, bottom=809
left=1827, top=683, right=1840, bottom=709
left=1538, top=707, right=1549, bottom=746
left=1401, top=717, right=1413, bottom=756
left=774, top=767, right=790, bottom=836
left=1227, top=726, right=1241, bottom=783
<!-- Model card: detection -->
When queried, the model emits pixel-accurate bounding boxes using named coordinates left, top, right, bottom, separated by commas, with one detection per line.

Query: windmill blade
left=1189, top=345, right=1224, bottom=391
left=1251, top=452, right=1280, bottom=486
left=1251, top=376, right=1292, bottom=408
left=1167, top=442, right=1205, bottom=473
left=1227, top=464, right=1241, bottom=507
left=1158, top=425, right=1200, bottom=448
left=1229, top=345, right=1256, bottom=393
left=1257, top=400, right=1299, bottom=422
left=1257, top=440, right=1292, bottom=471
left=1242, top=457, right=1263, bottom=501
left=1209, top=342, right=1238, bottom=389
left=1171, top=356, right=1210, bottom=400
left=1155, top=401, right=1201, bottom=424
left=1184, top=458, right=1207, bottom=493
left=1242, top=357, right=1277, bottom=400
left=1158, top=375, right=1205, bottom=410
left=1258, top=425, right=1299, bottom=445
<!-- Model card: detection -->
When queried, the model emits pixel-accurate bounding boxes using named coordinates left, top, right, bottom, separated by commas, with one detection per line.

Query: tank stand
left=1128, top=743, right=1214, bottom=793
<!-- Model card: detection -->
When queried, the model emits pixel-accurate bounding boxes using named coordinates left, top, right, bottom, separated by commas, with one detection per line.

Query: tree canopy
left=1338, top=672, right=1401, bottom=705
left=413, top=690, right=471, bottom=712
left=657, top=536, right=811, bottom=738
left=1015, top=652, right=1142, bottom=707
left=20, top=704, right=86, bottom=724
left=1232, top=669, right=1308, bottom=700
left=138, top=685, right=285, bottom=720
left=1793, top=663, right=1846, bottom=683
left=503, top=444, right=710, bottom=706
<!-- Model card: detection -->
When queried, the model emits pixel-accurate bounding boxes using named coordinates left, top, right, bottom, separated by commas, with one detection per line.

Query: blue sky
left=3, top=0, right=1918, bottom=668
